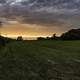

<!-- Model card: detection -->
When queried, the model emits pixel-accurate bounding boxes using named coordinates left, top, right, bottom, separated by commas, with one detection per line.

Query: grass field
left=0, top=40, right=80, bottom=80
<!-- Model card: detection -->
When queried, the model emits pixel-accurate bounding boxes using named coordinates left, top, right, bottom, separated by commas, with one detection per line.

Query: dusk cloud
left=0, top=0, right=80, bottom=30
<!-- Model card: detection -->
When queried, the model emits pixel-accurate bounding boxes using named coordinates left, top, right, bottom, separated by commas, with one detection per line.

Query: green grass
left=0, top=40, right=80, bottom=80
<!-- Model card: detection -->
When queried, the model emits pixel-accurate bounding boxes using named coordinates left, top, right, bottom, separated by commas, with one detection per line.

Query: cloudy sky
left=0, top=0, right=80, bottom=38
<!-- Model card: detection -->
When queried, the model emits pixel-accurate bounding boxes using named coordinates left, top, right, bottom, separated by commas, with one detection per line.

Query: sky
left=0, top=0, right=80, bottom=39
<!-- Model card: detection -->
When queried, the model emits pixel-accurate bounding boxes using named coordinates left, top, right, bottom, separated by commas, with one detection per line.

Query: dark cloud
left=0, top=0, right=6, bottom=3
left=0, top=0, right=80, bottom=30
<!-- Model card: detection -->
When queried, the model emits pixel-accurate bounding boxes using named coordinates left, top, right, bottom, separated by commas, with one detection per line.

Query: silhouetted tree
left=37, top=37, right=46, bottom=40
left=50, top=33, right=60, bottom=40
left=17, top=36, right=23, bottom=41
left=50, top=34, right=56, bottom=39
left=46, top=37, right=50, bottom=40
left=37, top=34, right=60, bottom=40
left=60, top=29, right=80, bottom=40
left=0, top=35, right=6, bottom=46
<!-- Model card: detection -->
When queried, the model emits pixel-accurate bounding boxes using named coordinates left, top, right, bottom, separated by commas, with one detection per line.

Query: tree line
left=0, top=28, right=80, bottom=47
left=37, top=28, right=80, bottom=40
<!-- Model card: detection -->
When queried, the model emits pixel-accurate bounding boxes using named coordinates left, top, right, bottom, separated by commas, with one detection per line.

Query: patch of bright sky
left=16, top=0, right=29, bottom=2
left=15, top=0, right=22, bottom=2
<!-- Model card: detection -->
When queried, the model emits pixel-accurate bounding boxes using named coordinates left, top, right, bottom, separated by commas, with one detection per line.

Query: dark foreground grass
left=0, top=40, right=80, bottom=80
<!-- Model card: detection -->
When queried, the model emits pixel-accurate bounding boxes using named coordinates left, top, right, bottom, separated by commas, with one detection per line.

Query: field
left=0, top=40, right=80, bottom=80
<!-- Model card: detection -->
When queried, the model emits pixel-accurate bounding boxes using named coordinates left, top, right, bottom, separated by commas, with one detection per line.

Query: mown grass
left=0, top=40, right=80, bottom=80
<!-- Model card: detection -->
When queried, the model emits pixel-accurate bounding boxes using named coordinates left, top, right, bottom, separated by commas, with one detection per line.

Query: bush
left=17, top=36, right=23, bottom=41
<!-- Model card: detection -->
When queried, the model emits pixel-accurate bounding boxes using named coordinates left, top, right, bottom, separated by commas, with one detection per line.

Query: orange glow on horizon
left=0, top=20, right=62, bottom=39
